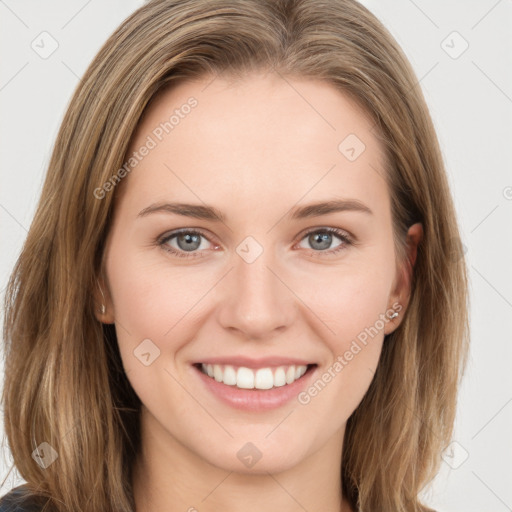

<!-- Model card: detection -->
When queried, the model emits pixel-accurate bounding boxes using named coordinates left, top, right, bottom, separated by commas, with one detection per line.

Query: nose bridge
left=217, top=235, right=295, bottom=339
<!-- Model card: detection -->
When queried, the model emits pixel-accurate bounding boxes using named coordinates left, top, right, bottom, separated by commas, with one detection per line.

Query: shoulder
left=0, top=485, right=47, bottom=511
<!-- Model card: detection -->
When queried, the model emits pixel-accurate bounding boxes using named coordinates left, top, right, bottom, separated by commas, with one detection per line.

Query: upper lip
left=195, top=356, right=315, bottom=369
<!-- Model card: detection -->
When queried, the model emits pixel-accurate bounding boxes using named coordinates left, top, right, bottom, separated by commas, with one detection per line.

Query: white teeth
left=274, top=367, right=287, bottom=387
left=237, top=367, right=255, bottom=389
left=254, top=368, right=273, bottom=390
left=295, top=365, right=307, bottom=379
left=213, top=365, right=223, bottom=382
left=285, top=366, right=296, bottom=384
left=223, top=365, right=237, bottom=385
left=200, top=363, right=309, bottom=389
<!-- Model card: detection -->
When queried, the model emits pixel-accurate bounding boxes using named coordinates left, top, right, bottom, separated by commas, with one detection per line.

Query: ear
left=92, top=276, right=115, bottom=324
left=383, top=222, right=423, bottom=335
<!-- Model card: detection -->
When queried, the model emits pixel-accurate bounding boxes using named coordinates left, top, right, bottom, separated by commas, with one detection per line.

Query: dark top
left=0, top=485, right=46, bottom=511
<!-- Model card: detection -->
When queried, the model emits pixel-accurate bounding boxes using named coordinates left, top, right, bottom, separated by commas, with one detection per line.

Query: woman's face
left=100, top=72, right=419, bottom=474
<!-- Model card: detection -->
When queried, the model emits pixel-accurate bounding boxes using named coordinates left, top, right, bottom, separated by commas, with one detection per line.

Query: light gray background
left=1, top=1, right=511, bottom=510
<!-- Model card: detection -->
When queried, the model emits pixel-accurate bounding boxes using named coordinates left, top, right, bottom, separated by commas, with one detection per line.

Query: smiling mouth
left=194, top=363, right=317, bottom=390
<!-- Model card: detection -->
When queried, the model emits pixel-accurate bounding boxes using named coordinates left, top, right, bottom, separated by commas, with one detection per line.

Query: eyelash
left=157, top=227, right=353, bottom=259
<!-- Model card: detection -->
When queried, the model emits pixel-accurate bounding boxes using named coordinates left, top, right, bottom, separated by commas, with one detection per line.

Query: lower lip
left=193, top=364, right=317, bottom=411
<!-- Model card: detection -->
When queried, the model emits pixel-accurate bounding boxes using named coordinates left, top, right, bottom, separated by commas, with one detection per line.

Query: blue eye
left=158, top=227, right=353, bottom=259
left=297, top=227, right=352, bottom=256
left=158, top=229, right=212, bottom=258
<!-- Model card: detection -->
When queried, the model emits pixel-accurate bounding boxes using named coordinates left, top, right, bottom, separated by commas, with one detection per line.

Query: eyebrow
left=137, top=199, right=373, bottom=222
left=290, top=199, right=373, bottom=219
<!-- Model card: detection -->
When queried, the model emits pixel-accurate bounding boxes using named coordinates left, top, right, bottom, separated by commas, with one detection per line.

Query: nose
left=216, top=243, right=297, bottom=341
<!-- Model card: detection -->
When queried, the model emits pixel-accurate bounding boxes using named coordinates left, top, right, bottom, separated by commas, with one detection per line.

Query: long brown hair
left=2, top=1, right=469, bottom=510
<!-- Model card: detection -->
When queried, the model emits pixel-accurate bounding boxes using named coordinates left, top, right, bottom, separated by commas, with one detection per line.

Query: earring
left=388, top=311, right=399, bottom=319
left=98, top=281, right=107, bottom=315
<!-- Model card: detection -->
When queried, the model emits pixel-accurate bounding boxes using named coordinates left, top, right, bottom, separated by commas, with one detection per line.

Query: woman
left=1, top=0, right=469, bottom=511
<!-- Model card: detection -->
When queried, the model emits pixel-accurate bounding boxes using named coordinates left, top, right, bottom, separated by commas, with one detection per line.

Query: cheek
left=105, top=248, right=207, bottom=407
left=297, top=259, right=394, bottom=345
left=291, top=258, right=393, bottom=411
left=294, top=284, right=389, bottom=429
left=106, top=239, right=208, bottom=336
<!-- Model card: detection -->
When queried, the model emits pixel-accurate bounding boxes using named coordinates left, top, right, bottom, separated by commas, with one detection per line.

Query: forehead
left=118, top=73, right=389, bottom=219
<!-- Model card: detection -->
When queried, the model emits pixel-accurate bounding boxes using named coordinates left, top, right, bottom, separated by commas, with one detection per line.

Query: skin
left=95, top=71, right=422, bottom=512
